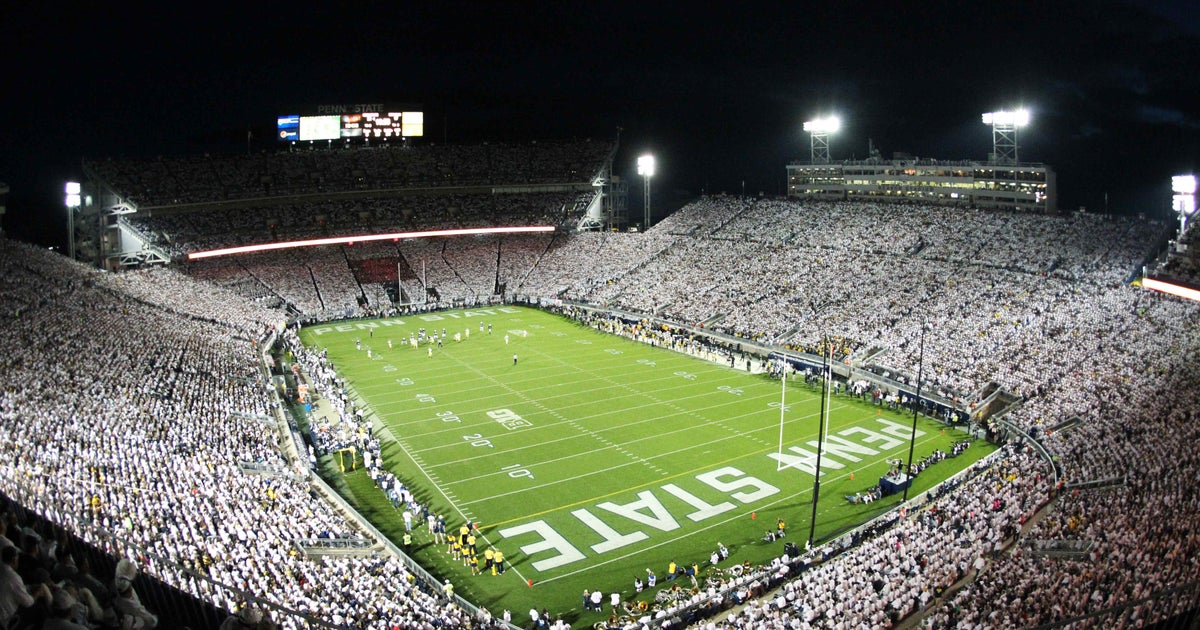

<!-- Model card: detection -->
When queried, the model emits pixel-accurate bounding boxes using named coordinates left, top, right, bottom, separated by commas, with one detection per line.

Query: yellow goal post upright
left=337, top=446, right=359, bottom=473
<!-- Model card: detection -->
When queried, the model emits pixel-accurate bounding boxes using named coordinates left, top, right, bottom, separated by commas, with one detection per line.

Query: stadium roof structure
left=786, top=158, right=1055, bottom=212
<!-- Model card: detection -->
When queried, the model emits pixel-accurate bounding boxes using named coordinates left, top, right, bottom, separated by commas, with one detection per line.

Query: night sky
left=1, top=1, right=1197, bottom=249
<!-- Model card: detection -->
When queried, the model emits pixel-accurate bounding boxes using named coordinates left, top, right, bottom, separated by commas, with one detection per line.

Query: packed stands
left=85, top=141, right=610, bottom=207
left=7, top=142, right=1200, bottom=629
left=0, top=239, right=493, bottom=629
left=128, top=191, right=588, bottom=257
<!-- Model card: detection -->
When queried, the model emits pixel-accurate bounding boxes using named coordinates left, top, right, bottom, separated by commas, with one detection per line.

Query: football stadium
left=2, top=109, right=1200, bottom=630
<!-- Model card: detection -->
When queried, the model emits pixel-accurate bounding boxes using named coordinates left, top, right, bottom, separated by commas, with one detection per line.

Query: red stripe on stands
left=1142, top=277, right=1200, bottom=304
left=186, top=226, right=556, bottom=260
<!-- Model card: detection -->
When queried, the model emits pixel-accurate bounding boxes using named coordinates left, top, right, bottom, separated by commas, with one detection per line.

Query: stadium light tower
left=637, top=154, right=655, bottom=229
left=1173, top=174, right=1197, bottom=238
left=982, top=108, right=1030, bottom=164
left=65, top=182, right=81, bottom=260
left=803, top=117, right=840, bottom=164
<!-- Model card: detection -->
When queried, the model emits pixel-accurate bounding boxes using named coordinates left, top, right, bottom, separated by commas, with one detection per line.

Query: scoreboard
left=277, top=104, right=423, bottom=142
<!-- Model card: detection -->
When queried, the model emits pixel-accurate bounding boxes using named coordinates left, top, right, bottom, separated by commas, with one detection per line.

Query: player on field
left=434, top=515, right=446, bottom=544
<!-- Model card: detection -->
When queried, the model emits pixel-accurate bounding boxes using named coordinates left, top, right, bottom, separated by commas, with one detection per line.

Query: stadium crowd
left=0, top=239, right=495, bottom=629
left=568, top=199, right=1163, bottom=400
left=129, top=191, right=589, bottom=257
left=86, top=141, right=610, bottom=208
left=5, top=148, right=1200, bottom=630
left=704, top=447, right=1046, bottom=629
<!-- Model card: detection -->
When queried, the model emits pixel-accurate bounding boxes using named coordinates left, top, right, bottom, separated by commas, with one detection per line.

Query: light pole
left=1173, top=174, right=1197, bottom=239
left=65, top=182, right=81, bottom=260
left=982, top=109, right=1030, bottom=164
left=902, top=324, right=927, bottom=502
left=808, top=337, right=832, bottom=547
left=637, top=154, right=655, bottom=230
left=803, top=117, right=840, bottom=164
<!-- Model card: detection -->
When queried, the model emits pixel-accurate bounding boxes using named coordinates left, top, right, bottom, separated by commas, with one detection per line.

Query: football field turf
left=298, top=305, right=995, bottom=621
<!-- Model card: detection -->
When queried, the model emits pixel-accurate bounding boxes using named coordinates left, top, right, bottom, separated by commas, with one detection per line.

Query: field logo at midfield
left=488, top=408, right=532, bottom=430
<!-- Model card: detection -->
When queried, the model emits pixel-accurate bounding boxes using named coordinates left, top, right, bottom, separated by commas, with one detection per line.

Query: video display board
left=277, top=104, right=423, bottom=142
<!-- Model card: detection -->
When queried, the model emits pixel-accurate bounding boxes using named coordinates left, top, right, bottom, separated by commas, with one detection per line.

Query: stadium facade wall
left=786, top=160, right=1056, bottom=212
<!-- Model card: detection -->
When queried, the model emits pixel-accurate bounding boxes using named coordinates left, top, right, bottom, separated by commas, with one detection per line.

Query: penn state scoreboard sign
left=277, top=104, right=424, bottom=142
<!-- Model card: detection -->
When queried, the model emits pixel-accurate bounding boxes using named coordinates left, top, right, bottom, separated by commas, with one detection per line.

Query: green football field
left=297, top=305, right=994, bottom=623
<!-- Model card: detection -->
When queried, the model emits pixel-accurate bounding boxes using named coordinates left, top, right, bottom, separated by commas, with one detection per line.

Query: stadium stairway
left=699, top=312, right=725, bottom=328
left=307, top=266, right=325, bottom=310
left=773, top=326, right=800, bottom=345
left=509, top=230, right=560, bottom=295
left=340, top=245, right=370, bottom=304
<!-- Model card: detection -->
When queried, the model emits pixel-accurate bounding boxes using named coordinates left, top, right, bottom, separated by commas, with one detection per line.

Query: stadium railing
left=995, top=418, right=1061, bottom=486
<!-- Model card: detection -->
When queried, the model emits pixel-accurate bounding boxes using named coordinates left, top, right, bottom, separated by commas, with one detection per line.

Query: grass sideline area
left=296, top=305, right=995, bottom=625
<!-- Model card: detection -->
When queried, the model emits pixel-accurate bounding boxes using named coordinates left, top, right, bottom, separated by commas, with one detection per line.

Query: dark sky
left=1, top=1, right=1197, bottom=248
